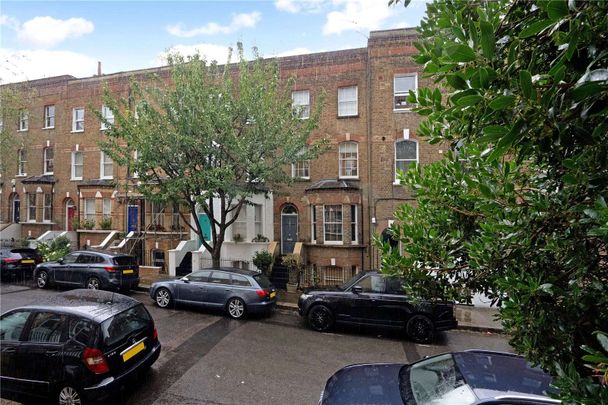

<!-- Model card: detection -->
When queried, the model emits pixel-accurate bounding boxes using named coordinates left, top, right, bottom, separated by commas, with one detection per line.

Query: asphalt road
left=0, top=283, right=512, bottom=405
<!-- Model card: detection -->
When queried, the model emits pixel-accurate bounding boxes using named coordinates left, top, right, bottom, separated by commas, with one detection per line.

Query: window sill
left=15, top=174, right=27, bottom=177
left=17, top=129, right=28, bottom=132
left=393, top=108, right=415, bottom=113
left=337, top=114, right=359, bottom=119
left=292, top=177, right=311, bottom=181
left=339, top=176, right=359, bottom=180
left=42, top=127, right=55, bottom=130
left=100, top=176, right=114, bottom=180
left=71, top=130, right=84, bottom=133
left=20, top=221, right=56, bottom=225
left=43, top=172, right=54, bottom=176
left=70, top=178, right=83, bottom=181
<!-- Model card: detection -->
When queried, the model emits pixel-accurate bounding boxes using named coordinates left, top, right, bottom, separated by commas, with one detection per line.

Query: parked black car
left=298, top=271, right=457, bottom=342
left=0, top=247, right=43, bottom=280
left=0, top=289, right=161, bottom=405
left=150, top=267, right=277, bottom=319
left=34, top=250, right=140, bottom=292
left=320, top=350, right=560, bottom=404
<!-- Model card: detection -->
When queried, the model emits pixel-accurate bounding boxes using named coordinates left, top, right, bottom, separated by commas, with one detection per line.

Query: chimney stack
left=97, top=61, right=102, bottom=76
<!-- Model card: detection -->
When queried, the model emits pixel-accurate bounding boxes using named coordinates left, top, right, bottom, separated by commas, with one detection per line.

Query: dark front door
left=13, top=200, right=20, bottom=223
left=127, top=205, right=139, bottom=232
left=281, top=215, right=298, bottom=254
left=66, top=205, right=75, bottom=231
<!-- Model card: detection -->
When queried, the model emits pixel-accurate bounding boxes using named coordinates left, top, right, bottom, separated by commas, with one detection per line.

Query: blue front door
left=128, top=205, right=139, bottom=232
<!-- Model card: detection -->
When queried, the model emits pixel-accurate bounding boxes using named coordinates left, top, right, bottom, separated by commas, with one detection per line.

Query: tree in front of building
left=383, top=0, right=608, bottom=402
left=100, top=44, right=326, bottom=266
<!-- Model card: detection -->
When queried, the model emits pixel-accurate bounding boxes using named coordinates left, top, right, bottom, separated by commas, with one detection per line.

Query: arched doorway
left=10, top=194, right=20, bottom=223
left=281, top=204, right=298, bottom=254
left=65, top=198, right=75, bottom=231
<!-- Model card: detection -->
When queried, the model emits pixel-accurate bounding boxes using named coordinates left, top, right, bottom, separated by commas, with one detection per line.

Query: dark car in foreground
left=298, top=271, right=457, bottom=343
left=0, top=289, right=161, bottom=405
left=34, top=250, right=139, bottom=292
left=0, top=247, right=43, bottom=280
left=321, top=350, right=560, bottom=405
left=150, top=267, right=277, bottom=319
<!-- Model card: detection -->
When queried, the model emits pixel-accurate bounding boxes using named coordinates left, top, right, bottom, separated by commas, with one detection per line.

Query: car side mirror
left=181, top=277, right=189, bottom=283
left=352, top=285, right=363, bottom=294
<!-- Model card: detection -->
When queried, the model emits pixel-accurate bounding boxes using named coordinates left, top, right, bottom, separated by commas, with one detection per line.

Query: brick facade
left=1, top=28, right=443, bottom=271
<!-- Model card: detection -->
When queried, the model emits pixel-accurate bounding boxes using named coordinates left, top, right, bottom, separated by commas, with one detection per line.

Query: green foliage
left=37, top=236, right=71, bottom=262
left=71, top=217, right=81, bottom=230
left=81, top=219, right=95, bottom=230
left=252, top=250, right=273, bottom=275
left=282, top=253, right=302, bottom=284
left=99, top=216, right=113, bottom=230
left=385, top=0, right=608, bottom=402
left=99, top=44, right=326, bottom=265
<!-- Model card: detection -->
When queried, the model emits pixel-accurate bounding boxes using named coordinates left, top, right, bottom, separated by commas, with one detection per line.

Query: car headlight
left=300, top=293, right=313, bottom=301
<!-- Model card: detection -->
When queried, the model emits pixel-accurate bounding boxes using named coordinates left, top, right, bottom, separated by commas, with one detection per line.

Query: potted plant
left=233, top=233, right=243, bottom=243
left=282, top=253, right=302, bottom=293
left=99, top=216, right=113, bottom=230
left=252, top=234, right=269, bottom=242
left=82, top=219, right=95, bottom=230
left=252, top=250, right=273, bottom=276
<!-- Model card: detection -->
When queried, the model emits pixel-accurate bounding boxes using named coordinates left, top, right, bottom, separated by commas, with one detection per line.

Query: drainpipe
left=366, top=43, right=373, bottom=271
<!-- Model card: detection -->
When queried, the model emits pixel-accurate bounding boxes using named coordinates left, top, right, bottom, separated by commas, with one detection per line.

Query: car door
left=375, top=277, right=412, bottom=328
left=53, top=252, right=80, bottom=284
left=349, top=274, right=387, bottom=325
left=175, top=270, right=212, bottom=304
left=18, top=311, right=68, bottom=396
left=71, top=253, right=93, bottom=286
left=206, top=271, right=232, bottom=307
left=0, top=310, right=32, bottom=395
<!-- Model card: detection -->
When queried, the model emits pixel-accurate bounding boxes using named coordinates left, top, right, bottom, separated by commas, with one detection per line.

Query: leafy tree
left=37, top=236, right=71, bottom=262
left=0, top=84, right=34, bottom=175
left=100, top=45, right=326, bottom=266
left=383, top=0, right=608, bottom=402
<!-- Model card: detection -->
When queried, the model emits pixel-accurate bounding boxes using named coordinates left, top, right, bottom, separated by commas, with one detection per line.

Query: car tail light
left=152, top=327, right=158, bottom=341
left=255, top=289, right=268, bottom=298
left=104, top=266, right=117, bottom=273
left=2, top=258, right=19, bottom=264
left=82, top=348, right=109, bottom=374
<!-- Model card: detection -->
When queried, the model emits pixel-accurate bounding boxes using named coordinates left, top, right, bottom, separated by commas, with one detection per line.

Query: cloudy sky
left=0, top=0, right=429, bottom=84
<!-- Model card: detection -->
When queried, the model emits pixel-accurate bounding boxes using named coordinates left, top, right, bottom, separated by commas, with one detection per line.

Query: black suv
left=35, top=250, right=139, bottom=291
left=0, top=289, right=161, bottom=404
left=0, top=247, right=43, bottom=281
left=298, top=271, right=457, bottom=342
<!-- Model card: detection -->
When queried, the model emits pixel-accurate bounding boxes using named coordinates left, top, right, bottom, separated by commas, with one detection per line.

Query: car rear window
left=100, top=304, right=151, bottom=347
left=113, top=256, right=137, bottom=266
left=253, top=274, right=272, bottom=288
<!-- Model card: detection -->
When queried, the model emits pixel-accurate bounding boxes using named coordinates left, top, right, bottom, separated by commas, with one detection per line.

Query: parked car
left=34, top=250, right=140, bottom=292
left=0, top=289, right=161, bottom=405
left=320, top=350, right=560, bottom=405
left=0, top=247, right=43, bottom=281
left=150, top=267, right=277, bottom=319
left=298, top=271, right=457, bottom=343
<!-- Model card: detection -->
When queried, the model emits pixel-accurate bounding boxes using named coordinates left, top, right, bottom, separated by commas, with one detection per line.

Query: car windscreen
left=253, top=274, right=272, bottom=288
left=399, top=354, right=475, bottom=405
left=100, top=304, right=151, bottom=347
left=338, top=272, right=366, bottom=291
left=112, top=256, right=137, bottom=266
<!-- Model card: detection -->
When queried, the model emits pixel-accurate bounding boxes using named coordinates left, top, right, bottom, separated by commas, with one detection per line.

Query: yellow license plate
left=22, top=260, right=35, bottom=264
left=123, top=269, right=134, bottom=274
left=122, top=341, right=145, bottom=362
left=270, top=291, right=276, bottom=299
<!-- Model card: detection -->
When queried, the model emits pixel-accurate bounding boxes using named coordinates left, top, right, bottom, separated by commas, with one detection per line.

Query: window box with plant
left=99, top=216, right=113, bottom=230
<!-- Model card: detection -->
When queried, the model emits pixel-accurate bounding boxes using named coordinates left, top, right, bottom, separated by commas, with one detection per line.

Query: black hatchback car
left=0, top=247, right=43, bottom=280
left=0, top=289, right=161, bottom=405
left=35, top=250, right=140, bottom=292
left=298, top=271, right=457, bottom=342
left=320, top=350, right=560, bottom=404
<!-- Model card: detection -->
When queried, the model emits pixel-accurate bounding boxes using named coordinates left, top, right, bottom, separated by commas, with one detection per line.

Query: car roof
left=453, top=350, right=557, bottom=402
left=14, top=289, right=141, bottom=323
left=200, top=267, right=260, bottom=276
left=68, top=250, right=134, bottom=258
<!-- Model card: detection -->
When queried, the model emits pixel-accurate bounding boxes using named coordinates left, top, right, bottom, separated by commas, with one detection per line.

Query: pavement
left=138, top=281, right=503, bottom=334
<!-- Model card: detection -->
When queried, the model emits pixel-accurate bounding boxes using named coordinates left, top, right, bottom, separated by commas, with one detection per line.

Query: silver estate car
left=149, top=267, right=277, bottom=319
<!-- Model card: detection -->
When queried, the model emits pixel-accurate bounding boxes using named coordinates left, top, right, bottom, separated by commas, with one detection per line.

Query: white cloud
left=16, top=16, right=94, bottom=48
left=274, top=0, right=325, bottom=14
left=154, top=43, right=232, bottom=66
left=323, top=0, right=397, bottom=35
left=0, top=48, right=97, bottom=83
left=167, top=12, right=261, bottom=37
left=0, top=14, right=19, bottom=30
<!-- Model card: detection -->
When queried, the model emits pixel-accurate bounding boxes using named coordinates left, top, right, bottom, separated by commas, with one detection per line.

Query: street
left=0, top=284, right=512, bottom=404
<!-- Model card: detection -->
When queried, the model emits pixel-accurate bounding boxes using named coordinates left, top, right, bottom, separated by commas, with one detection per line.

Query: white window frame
left=100, top=151, right=113, bottom=179
left=72, top=107, right=84, bottom=132
left=131, top=150, right=139, bottom=178
left=233, top=207, right=247, bottom=241
left=254, top=204, right=262, bottom=237
left=17, top=149, right=27, bottom=176
left=27, top=193, right=36, bottom=222
left=291, top=90, right=310, bottom=119
left=394, top=139, right=419, bottom=184
left=18, top=110, right=28, bottom=131
left=84, top=198, right=96, bottom=221
left=101, top=105, right=114, bottom=130
left=351, top=205, right=358, bottom=244
left=71, top=151, right=83, bottom=180
left=43, top=105, right=55, bottom=129
left=291, top=160, right=310, bottom=179
left=43, top=193, right=52, bottom=222
left=339, top=141, right=359, bottom=179
left=338, top=86, right=358, bottom=117
left=102, top=198, right=112, bottom=219
left=394, top=74, right=418, bottom=111
left=311, top=205, right=317, bottom=244
left=151, top=202, right=164, bottom=228
left=323, top=205, right=343, bottom=245
left=43, top=147, right=54, bottom=175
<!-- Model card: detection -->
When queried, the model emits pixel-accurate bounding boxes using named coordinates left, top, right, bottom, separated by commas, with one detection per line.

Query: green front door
left=198, top=213, right=212, bottom=246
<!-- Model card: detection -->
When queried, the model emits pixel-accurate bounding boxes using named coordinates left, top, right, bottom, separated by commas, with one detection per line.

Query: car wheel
left=57, top=384, right=85, bottom=405
left=155, top=288, right=173, bottom=308
left=307, top=305, right=334, bottom=332
left=406, top=314, right=435, bottom=343
left=36, top=270, right=49, bottom=289
left=226, top=297, right=246, bottom=319
left=85, top=277, right=101, bottom=290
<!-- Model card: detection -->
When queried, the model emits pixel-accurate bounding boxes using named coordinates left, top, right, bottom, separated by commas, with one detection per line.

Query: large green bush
left=37, top=236, right=71, bottom=262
